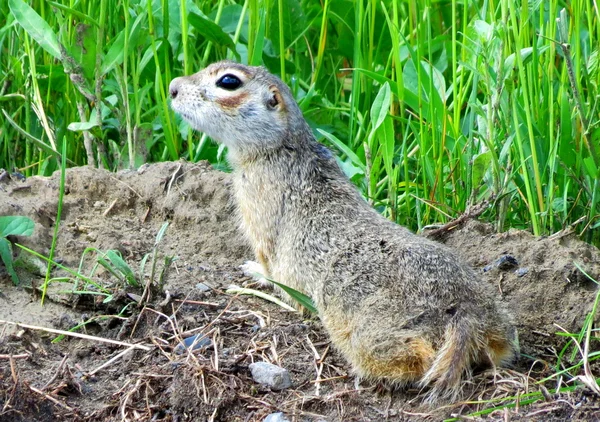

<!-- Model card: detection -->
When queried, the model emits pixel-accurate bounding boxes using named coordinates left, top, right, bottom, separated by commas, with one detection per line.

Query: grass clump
left=1, top=0, right=599, bottom=246
left=14, top=221, right=173, bottom=308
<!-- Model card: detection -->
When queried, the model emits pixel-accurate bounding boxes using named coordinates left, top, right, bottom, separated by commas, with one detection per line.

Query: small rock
left=496, top=254, right=518, bottom=270
left=515, top=267, right=529, bottom=277
left=137, top=163, right=150, bottom=174
left=263, top=412, right=290, bottom=422
left=249, top=362, right=292, bottom=390
left=483, top=254, right=519, bottom=272
left=195, top=282, right=211, bottom=292
left=174, top=334, right=212, bottom=354
left=58, top=313, right=77, bottom=330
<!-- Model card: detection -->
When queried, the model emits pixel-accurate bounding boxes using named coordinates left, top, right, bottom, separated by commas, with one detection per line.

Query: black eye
left=216, top=74, right=242, bottom=90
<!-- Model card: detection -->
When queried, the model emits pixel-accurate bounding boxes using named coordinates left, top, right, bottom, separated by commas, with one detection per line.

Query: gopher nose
left=169, top=78, right=182, bottom=99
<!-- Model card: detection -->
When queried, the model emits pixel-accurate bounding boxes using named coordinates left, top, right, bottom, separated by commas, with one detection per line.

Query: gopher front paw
left=241, top=261, right=272, bottom=288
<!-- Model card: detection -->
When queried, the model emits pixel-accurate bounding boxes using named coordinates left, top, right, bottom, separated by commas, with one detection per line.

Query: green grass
left=1, top=0, right=599, bottom=246
left=15, top=221, right=174, bottom=305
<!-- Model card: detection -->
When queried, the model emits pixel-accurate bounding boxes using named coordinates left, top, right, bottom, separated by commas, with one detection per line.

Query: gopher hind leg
left=352, top=336, right=436, bottom=387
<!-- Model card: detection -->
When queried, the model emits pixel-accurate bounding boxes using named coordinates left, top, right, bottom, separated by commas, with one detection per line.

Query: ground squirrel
left=169, top=61, right=518, bottom=402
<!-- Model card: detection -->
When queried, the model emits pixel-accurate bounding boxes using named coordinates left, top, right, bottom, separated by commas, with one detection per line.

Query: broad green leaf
left=504, top=46, right=549, bottom=75
left=0, top=237, right=19, bottom=285
left=243, top=272, right=317, bottom=314
left=558, top=91, right=575, bottom=167
left=403, top=59, right=445, bottom=107
left=268, top=0, right=307, bottom=52
left=9, top=0, right=62, bottom=59
left=0, top=93, right=26, bottom=102
left=402, top=60, right=426, bottom=100
left=353, top=68, right=428, bottom=121
left=216, top=4, right=245, bottom=34
left=551, top=197, right=566, bottom=212
left=97, top=256, right=123, bottom=283
left=105, top=250, right=138, bottom=287
left=587, top=49, right=599, bottom=77
left=138, top=41, right=162, bottom=76
left=47, top=2, right=100, bottom=27
left=329, top=1, right=355, bottom=58
left=376, top=115, right=395, bottom=180
left=472, top=150, right=492, bottom=188
left=336, top=157, right=364, bottom=181
left=101, top=29, right=126, bottom=75
left=262, top=50, right=296, bottom=75
left=128, top=11, right=146, bottom=51
left=430, top=63, right=447, bottom=101
left=2, top=110, right=69, bottom=164
left=399, top=30, right=446, bottom=125
left=267, top=277, right=317, bottom=314
left=97, top=14, right=144, bottom=76
left=371, top=82, right=391, bottom=131
left=72, top=23, right=96, bottom=80
left=250, top=9, right=266, bottom=65
left=353, top=69, right=399, bottom=94
left=188, top=13, right=237, bottom=52
left=472, top=20, right=493, bottom=42
left=0, top=216, right=35, bottom=237
left=67, top=114, right=100, bottom=132
left=583, top=157, right=598, bottom=178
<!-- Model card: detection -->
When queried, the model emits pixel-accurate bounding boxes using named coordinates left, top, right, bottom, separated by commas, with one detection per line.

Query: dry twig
left=0, top=319, right=151, bottom=351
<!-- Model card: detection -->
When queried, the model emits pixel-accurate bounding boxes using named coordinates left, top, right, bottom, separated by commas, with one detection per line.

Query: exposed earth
left=1, top=161, right=600, bottom=421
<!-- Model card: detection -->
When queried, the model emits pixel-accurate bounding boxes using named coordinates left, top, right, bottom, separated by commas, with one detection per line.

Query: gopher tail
left=419, top=318, right=481, bottom=403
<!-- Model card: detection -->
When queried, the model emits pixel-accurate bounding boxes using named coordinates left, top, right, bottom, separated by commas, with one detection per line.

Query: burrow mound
left=1, top=162, right=599, bottom=421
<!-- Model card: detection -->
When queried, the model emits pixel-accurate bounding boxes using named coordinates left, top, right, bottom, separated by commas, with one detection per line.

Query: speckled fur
left=169, top=61, right=519, bottom=403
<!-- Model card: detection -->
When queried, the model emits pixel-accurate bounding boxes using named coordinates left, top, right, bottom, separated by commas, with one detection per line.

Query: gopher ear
left=267, top=86, right=283, bottom=110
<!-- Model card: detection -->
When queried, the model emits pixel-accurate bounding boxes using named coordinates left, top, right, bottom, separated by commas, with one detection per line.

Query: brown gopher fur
left=169, top=61, right=518, bottom=402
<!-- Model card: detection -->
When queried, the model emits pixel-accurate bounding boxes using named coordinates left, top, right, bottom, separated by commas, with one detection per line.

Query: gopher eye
left=216, top=74, right=242, bottom=90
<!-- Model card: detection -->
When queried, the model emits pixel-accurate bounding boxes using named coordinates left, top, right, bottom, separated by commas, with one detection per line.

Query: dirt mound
left=1, top=162, right=599, bottom=421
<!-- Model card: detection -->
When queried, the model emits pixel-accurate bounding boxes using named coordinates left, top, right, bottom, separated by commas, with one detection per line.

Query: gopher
left=169, top=61, right=518, bottom=402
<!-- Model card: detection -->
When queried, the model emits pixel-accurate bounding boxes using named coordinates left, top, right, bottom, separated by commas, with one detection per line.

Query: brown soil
left=1, top=161, right=599, bottom=421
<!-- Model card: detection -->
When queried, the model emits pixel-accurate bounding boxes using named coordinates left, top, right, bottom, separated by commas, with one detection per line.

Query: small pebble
left=249, top=362, right=292, bottom=391
left=263, top=412, right=290, bottom=422
left=195, top=282, right=211, bottom=292
left=174, top=334, right=212, bottom=354
left=137, top=163, right=150, bottom=174
left=515, top=267, right=529, bottom=277
left=496, top=254, right=518, bottom=270
left=483, top=254, right=519, bottom=272
left=11, top=171, right=26, bottom=181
